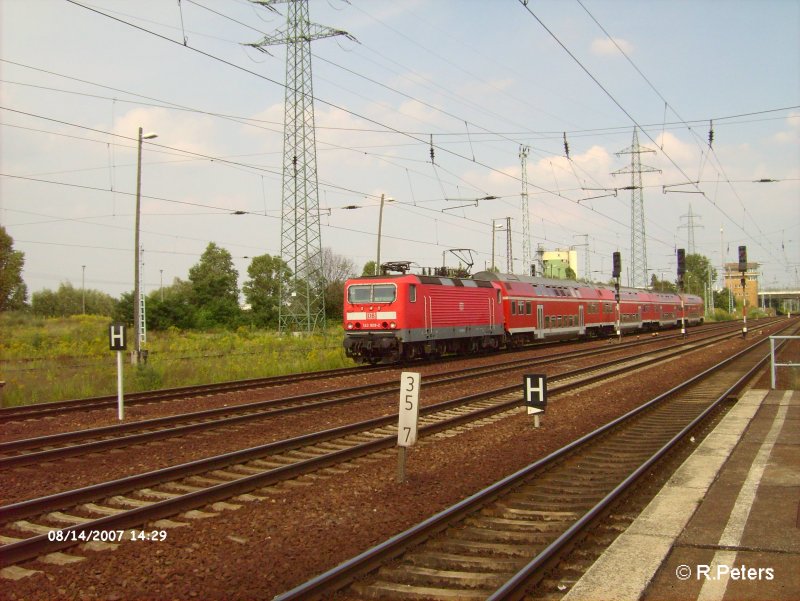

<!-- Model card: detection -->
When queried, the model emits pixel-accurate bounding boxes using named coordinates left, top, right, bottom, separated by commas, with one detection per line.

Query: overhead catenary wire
left=5, top=3, right=795, bottom=283
left=518, top=0, right=795, bottom=272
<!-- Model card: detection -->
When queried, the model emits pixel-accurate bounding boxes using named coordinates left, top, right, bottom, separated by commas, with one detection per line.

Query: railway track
left=271, top=322, right=796, bottom=601
left=0, top=321, right=768, bottom=569
left=0, top=320, right=748, bottom=424
left=0, top=322, right=755, bottom=469
left=0, top=364, right=376, bottom=423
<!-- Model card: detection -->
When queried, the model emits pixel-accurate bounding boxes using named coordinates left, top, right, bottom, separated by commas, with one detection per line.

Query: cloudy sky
left=2, top=0, right=798, bottom=300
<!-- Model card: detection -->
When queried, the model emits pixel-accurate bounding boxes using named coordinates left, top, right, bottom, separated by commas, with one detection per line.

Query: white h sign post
left=108, top=323, right=127, bottom=420
left=524, top=374, right=547, bottom=428
left=397, top=372, right=421, bottom=483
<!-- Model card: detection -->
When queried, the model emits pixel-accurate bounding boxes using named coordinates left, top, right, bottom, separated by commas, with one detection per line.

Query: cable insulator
left=708, top=119, right=714, bottom=148
left=563, top=132, right=570, bottom=159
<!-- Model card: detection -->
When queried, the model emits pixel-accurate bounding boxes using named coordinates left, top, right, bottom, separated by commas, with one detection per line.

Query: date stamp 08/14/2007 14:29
left=46, top=529, right=168, bottom=543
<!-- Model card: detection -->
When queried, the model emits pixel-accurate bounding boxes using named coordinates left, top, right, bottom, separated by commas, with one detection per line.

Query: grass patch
left=0, top=313, right=353, bottom=407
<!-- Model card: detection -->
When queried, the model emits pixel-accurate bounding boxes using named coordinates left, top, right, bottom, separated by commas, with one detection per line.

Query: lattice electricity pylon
left=519, top=145, right=532, bottom=275
left=679, top=204, right=703, bottom=255
left=248, top=1, right=352, bottom=333
left=612, top=128, right=660, bottom=288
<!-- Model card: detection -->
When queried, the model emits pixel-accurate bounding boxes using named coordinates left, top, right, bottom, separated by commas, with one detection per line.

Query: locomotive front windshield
left=347, top=284, right=396, bottom=304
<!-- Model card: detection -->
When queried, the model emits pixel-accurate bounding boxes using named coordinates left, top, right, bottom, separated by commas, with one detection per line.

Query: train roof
left=349, top=271, right=700, bottom=302
left=347, top=273, right=495, bottom=288
left=473, top=270, right=621, bottom=292
left=472, top=271, right=692, bottom=300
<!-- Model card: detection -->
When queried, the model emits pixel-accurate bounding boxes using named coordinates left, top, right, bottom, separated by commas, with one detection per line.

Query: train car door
left=579, top=305, right=585, bottom=336
left=536, top=304, right=545, bottom=339
left=424, top=295, right=433, bottom=337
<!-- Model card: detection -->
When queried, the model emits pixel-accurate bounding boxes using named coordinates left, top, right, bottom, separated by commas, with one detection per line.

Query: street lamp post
left=375, top=194, right=394, bottom=275
left=133, top=127, right=157, bottom=364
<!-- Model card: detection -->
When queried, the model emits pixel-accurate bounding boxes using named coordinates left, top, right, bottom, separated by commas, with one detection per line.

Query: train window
left=510, top=301, right=516, bottom=315
left=347, top=284, right=397, bottom=304
left=347, top=285, right=372, bottom=303
left=409, top=284, right=417, bottom=303
left=526, top=301, right=532, bottom=315
left=518, top=300, right=525, bottom=314
left=373, top=285, right=396, bottom=302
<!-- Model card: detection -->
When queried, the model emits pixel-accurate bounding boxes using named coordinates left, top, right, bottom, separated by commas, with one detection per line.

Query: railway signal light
left=677, top=248, right=686, bottom=277
left=612, top=252, right=621, bottom=279
left=738, top=246, right=747, bottom=272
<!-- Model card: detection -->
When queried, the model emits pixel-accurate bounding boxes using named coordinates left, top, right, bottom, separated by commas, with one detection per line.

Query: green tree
left=146, top=278, right=196, bottom=330
left=188, top=242, right=241, bottom=328
left=243, top=254, right=291, bottom=327
left=314, top=248, right=355, bottom=321
left=714, top=287, right=734, bottom=314
left=32, top=282, right=115, bottom=317
left=361, top=260, right=377, bottom=276
left=650, top=273, right=677, bottom=292
left=0, top=226, right=28, bottom=310
left=683, top=254, right=715, bottom=296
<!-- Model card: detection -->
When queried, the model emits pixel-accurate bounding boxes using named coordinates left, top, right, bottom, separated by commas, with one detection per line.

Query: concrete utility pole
left=520, top=145, right=532, bottom=275
left=612, top=128, right=661, bottom=289
left=248, top=0, right=352, bottom=333
left=505, top=217, right=513, bottom=273
left=133, top=127, right=157, bottom=364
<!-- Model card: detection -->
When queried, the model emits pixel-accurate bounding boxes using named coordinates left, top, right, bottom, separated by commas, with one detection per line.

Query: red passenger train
left=343, top=270, right=704, bottom=364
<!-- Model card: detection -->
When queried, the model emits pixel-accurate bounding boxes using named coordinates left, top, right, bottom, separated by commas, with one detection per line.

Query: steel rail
left=487, top=336, right=789, bottom=600
left=0, top=364, right=385, bottom=421
left=271, top=323, right=794, bottom=600
left=0, top=327, right=750, bottom=567
left=1, top=332, right=720, bottom=519
left=0, top=325, right=737, bottom=468
left=1, top=320, right=746, bottom=422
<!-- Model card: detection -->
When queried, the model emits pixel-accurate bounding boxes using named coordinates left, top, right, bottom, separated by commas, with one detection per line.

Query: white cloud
left=111, top=106, right=218, bottom=159
left=591, top=37, right=634, bottom=56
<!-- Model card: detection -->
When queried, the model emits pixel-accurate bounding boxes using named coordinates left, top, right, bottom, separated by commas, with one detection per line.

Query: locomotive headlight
left=347, top=323, right=354, bottom=330
left=390, top=322, right=397, bottom=329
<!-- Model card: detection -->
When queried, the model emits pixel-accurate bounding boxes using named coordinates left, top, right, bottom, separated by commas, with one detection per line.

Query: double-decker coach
left=472, top=271, right=704, bottom=344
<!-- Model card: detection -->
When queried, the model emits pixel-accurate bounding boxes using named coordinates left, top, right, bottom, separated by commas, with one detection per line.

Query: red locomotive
left=343, top=269, right=704, bottom=364
left=343, top=272, right=505, bottom=364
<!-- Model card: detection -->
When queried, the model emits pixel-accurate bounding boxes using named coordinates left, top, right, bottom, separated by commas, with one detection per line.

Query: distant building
left=724, top=262, right=759, bottom=309
left=541, top=249, right=578, bottom=279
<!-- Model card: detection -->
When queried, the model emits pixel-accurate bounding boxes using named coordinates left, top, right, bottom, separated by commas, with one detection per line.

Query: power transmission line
left=612, top=128, right=661, bottom=288
left=247, top=0, right=353, bottom=334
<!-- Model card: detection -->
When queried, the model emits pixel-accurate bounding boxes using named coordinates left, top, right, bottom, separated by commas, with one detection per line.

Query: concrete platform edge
left=561, top=389, right=770, bottom=601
